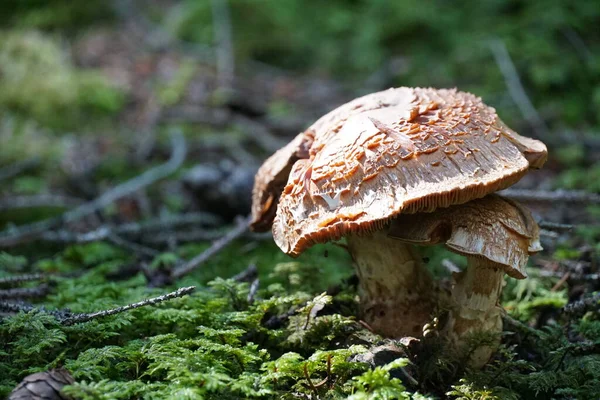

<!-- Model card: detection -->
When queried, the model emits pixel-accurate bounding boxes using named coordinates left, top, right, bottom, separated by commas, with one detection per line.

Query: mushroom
left=251, top=131, right=313, bottom=231
left=388, top=194, right=542, bottom=366
left=251, top=87, right=547, bottom=338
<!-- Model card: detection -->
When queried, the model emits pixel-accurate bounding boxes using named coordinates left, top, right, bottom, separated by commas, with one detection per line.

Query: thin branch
left=0, top=158, right=39, bottom=182
left=0, top=301, right=36, bottom=316
left=247, top=278, right=259, bottom=304
left=538, top=270, right=599, bottom=282
left=210, top=0, right=235, bottom=89
left=172, top=216, right=251, bottom=280
left=538, top=221, right=575, bottom=231
left=562, top=28, right=593, bottom=63
left=489, top=39, right=549, bottom=137
left=62, top=286, right=195, bottom=325
left=563, top=293, right=600, bottom=317
left=551, top=272, right=570, bottom=292
left=161, top=106, right=289, bottom=152
left=141, top=228, right=227, bottom=245
left=41, top=212, right=221, bottom=244
left=232, top=263, right=258, bottom=283
left=0, top=273, right=46, bottom=287
left=0, top=131, right=187, bottom=248
left=0, top=195, right=83, bottom=211
left=106, top=234, right=160, bottom=258
left=500, top=188, right=600, bottom=204
left=0, top=284, right=51, bottom=300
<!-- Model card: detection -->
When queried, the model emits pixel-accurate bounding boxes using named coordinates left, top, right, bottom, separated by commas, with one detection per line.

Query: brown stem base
left=347, top=231, right=435, bottom=338
left=446, top=257, right=505, bottom=367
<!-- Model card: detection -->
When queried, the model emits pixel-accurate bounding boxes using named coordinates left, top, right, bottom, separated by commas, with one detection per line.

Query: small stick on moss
left=358, top=320, right=376, bottom=333
left=171, top=216, right=251, bottom=280
left=0, top=301, right=73, bottom=320
left=232, top=263, right=258, bottom=283
left=0, top=273, right=46, bottom=287
left=0, top=130, right=187, bottom=248
left=562, top=292, right=600, bottom=318
left=551, top=272, right=570, bottom=292
left=247, top=278, right=259, bottom=304
left=41, top=212, right=222, bottom=244
left=61, top=286, right=195, bottom=325
left=107, top=234, right=160, bottom=258
left=500, top=188, right=600, bottom=204
left=538, top=221, right=575, bottom=231
left=0, top=283, right=52, bottom=300
left=0, top=194, right=83, bottom=211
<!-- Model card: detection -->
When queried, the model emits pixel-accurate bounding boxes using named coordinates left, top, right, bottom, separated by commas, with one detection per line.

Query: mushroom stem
left=347, top=231, right=435, bottom=338
left=446, top=257, right=505, bottom=367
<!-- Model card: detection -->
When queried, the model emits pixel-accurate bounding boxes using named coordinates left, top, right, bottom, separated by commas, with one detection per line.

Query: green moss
left=0, top=31, right=125, bottom=130
left=1, top=0, right=114, bottom=31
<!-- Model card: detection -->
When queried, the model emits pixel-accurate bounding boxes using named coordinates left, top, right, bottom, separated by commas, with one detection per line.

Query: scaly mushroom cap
left=387, top=194, right=541, bottom=279
left=250, top=132, right=313, bottom=231
left=262, top=87, right=546, bottom=256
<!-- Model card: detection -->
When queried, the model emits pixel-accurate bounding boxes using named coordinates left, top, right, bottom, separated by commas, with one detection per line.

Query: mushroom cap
left=250, top=131, right=313, bottom=231
left=387, top=195, right=541, bottom=279
left=262, top=87, right=546, bottom=256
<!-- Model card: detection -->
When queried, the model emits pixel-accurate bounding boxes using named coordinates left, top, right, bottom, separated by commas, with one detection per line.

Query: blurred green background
left=1, top=0, right=599, bottom=130
left=1, top=0, right=598, bottom=235
left=1, top=2, right=600, bottom=398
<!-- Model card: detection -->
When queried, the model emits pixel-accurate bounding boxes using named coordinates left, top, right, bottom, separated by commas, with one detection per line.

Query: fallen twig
left=551, top=272, right=570, bottom=292
left=0, top=131, right=187, bottom=248
left=211, top=0, right=235, bottom=89
left=41, top=212, right=221, bottom=244
left=62, top=286, right=195, bottom=325
left=500, top=188, right=600, bottom=204
left=539, top=229, right=559, bottom=239
left=140, top=228, right=224, bottom=245
left=247, top=278, right=260, bottom=304
left=232, top=263, right=258, bottom=283
left=538, top=221, right=575, bottom=231
left=538, top=270, right=599, bottom=281
left=107, top=234, right=160, bottom=258
left=0, top=194, right=83, bottom=211
left=0, top=273, right=46, bottom=287
left=142, top=229, right=271, bottom=246
left=0, top=158, right=40, bottom=182
left=490, top=39, right=549, bottom=137
left=172, top=215, right=251, bottom=280
left=0, top=283, right=52, bottom=300
left=562, top=292, right=600, bottom=317
left=161, top=106, right=289, bottom=152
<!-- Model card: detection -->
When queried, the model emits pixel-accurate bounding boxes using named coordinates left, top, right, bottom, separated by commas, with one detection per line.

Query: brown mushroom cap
left=271, top=87, right=547, bottom=256
left=387, top=195, right=541, bottom=279
left=250, top=132, right=313, bottom=231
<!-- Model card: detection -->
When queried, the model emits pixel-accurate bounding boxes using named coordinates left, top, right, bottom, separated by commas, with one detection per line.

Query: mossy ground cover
left=1, top=1, right=599, bottom=398
left=1, top=236, right=599, bottom=399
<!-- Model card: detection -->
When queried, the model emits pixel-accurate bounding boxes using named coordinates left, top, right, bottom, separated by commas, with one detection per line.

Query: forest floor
left=1, top=3, right=600, bottom=399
